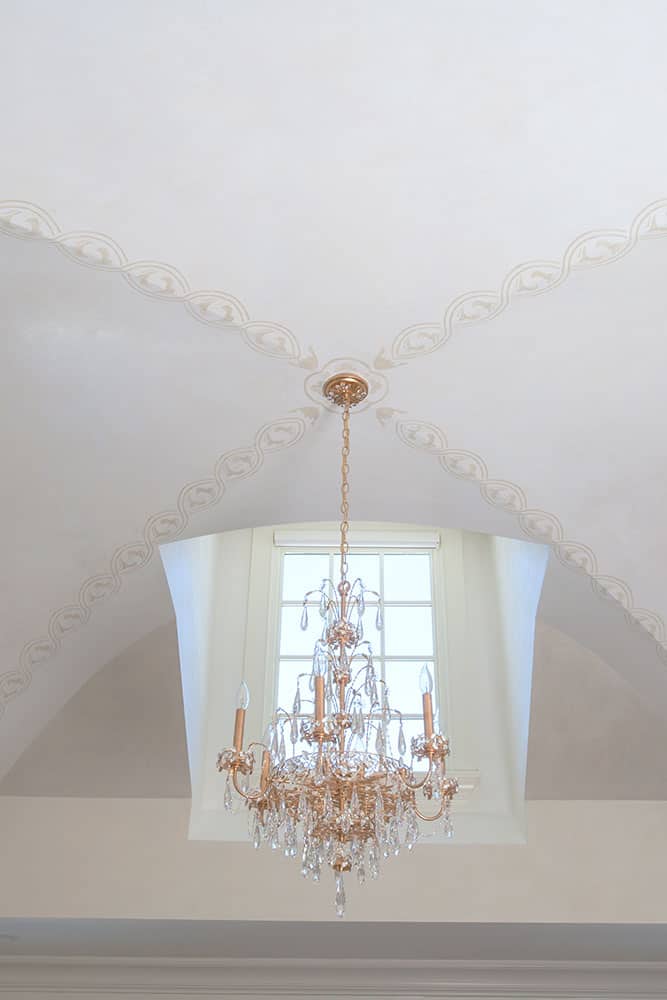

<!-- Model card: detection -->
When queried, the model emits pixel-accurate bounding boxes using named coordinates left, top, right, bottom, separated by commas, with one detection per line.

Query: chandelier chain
left=339, top=399, right=351, bottom=583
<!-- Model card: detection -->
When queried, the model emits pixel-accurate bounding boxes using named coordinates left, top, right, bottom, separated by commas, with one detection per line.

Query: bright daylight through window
left=276, top=544, right=440, bottom=760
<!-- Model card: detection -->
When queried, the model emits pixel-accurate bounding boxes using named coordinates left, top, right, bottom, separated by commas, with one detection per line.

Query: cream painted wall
left=2, top=796, right=666, bottom=923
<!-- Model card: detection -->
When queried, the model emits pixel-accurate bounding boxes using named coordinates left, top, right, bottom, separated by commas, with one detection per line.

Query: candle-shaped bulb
left=236, top=680, right=250, bottom=710
left=420, top=664, right=433, bottom=695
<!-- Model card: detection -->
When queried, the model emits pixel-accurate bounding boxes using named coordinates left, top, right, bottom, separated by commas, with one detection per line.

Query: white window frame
left=262, top=525, right=452, bottom=759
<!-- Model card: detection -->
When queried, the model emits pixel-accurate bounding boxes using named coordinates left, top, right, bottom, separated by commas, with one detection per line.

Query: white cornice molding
left=2, top=957, right=667, bottom=998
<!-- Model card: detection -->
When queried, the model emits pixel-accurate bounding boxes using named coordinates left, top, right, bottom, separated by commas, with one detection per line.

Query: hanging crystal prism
left=398, top=723, right=407, bottom=758
left=300, top=603, right=308, bottom=631
left=405, top=811, right=419, bottom=851
left=443, top=801, right=454, bottom=838
left=252, top=817, right=261, bottom=850
left=374, top=790, right=384, bottom=833
left=223, top=774, right=233, bottom=812
left=335, top=871, right=346, bottom=918
left=368, top=842, right=380, bottom=879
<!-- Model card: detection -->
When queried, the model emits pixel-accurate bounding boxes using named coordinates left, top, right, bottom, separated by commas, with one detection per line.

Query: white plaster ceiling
left=2, top=0, right=667, bottom=788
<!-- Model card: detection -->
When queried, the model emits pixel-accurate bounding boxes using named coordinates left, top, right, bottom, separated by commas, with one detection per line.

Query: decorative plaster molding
left=389, top=413, right=667, bottom=664
left=1, top=956, right=666, bottom=999
left=0, top=200, right=318, bottom=370
left=375, top=198, right=667, bottom=368
left=305, top=356, right=388, bottom=412
left=0, top=410, right=320, bottom=716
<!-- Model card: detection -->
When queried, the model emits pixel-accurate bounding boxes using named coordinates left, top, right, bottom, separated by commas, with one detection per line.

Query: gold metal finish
left=314, top=676, right=325, bottom=722
left=233, top=707, right=246, bottom=752
left=322, top=372, right=370, bottom=409
left=217, top=368, right=458, bottom=916
left=422, top=692, right=434, bottom=740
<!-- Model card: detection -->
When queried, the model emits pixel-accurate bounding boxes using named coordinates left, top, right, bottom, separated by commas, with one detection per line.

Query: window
left=272, top=534, right=441, bottom=761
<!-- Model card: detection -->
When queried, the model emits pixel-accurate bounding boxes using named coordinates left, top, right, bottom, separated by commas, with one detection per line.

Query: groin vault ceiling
left=2, top=1, right=667, bottom=796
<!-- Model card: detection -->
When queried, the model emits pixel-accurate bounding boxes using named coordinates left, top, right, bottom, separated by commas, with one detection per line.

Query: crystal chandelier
left=217, top=373, right=458, bottom=916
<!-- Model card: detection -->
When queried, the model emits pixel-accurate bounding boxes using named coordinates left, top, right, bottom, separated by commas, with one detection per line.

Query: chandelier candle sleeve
left=420, top=665, right=434, bottom=739
left=233, top=681, right=250, bottom=751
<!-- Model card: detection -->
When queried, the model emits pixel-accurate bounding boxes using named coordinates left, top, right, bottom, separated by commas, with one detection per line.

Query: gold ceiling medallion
left=217, top=371, right=458, bottom=916
left=322, top=371, right=370, bottom=409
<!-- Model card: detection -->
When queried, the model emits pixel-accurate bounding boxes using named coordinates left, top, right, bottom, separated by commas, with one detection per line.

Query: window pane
left=383, top=553, right=431, bottom=602
left=346, top=553, right=381, bottom=595
left=276, top=659, right=314, bottom=712
left=279, top=605, right=324, bottom=656
left=384, top=660, right=437, bottom=716
left=282, top=553, right=330, bottom=601
left=383, top=605, right=434, bottom=657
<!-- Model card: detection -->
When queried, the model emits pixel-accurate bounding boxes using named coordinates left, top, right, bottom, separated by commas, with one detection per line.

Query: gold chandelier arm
left=398, top=754, right=434, bottom=791
left=413, top=799, right=448, bottom=823
left=231, top=762, right=269, bottom=805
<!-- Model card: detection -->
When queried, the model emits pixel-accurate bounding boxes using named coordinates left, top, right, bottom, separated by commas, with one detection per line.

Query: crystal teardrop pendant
left=374, top=791, right=384, bottom=832
left=405, top=811, right=419, bottom=851
left=293, top=688, right=301, bottom=715
left=375, top=604, right=383, bottom=630
left=253, top=820, right=261, bottom=850
left=223, top=774, right=233, bottom=812
left=398, top=723, right=406, bottom=758
left=335, top=871, right=346, bottom=918
left=300, top=603, right=308, bottom=631
left=443, top=802, right=454, bottom=839
left=368, top=842, right=380, bottom=879
left=278, top=727, right=286, bottom=762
